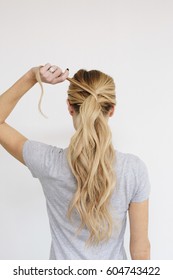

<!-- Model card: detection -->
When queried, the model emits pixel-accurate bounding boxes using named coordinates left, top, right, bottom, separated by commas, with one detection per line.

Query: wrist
left=26, top=68, right=39, bottom=84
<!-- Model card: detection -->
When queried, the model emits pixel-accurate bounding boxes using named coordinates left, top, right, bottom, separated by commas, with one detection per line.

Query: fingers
left=40, top=63, right=52, bottom=75
left=39, top=63, right=69, bottom=84
left=52, top=68, right=69, bottom=84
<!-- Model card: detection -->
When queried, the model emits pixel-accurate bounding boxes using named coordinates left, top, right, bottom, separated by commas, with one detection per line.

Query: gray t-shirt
left=23, top=140, right=151, bottom=260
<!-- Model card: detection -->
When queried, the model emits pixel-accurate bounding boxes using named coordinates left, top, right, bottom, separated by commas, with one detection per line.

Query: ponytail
left=67, top=69, right=117, bottom=246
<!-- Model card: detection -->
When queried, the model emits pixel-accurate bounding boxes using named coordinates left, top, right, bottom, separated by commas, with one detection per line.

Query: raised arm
left=128, top=199, right=150, bottom=260
left=0, top=69, right=37, bottom=124
left=0, top=63, right=69, bottom=164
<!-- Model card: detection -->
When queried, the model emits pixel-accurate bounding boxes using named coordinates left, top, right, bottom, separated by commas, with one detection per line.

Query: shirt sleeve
left=22, top=140, right=63, bottom=179
left=131, top=157, right=151, bottom=203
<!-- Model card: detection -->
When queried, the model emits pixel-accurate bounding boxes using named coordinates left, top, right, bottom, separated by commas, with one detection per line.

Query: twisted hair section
left=67, top=69, right=117, bottom=246
left=35, top=67, right=48, bottom=118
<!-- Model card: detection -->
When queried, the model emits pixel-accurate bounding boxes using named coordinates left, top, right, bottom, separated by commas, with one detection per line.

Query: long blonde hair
left=66, top=69, right=117, bottom=246
left=36, top=68, right=117, bottom=246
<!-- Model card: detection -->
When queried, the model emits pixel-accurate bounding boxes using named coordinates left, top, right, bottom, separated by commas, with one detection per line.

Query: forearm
left=130, top=241, right=151, bottom=260
left=0, top=69, right=37, bottom=123
left=130, top=250, right=150, bottom=260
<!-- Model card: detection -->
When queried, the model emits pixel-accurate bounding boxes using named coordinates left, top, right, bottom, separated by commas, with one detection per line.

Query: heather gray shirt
left=23, top=140, right=151, bottom=260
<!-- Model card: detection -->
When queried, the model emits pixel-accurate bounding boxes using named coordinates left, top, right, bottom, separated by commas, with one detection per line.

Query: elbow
left=130, top=240, right=151, bottom=260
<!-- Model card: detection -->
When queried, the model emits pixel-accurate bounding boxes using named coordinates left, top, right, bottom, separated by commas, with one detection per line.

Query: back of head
left=68, top=69, right=115, bottom=115
left=67, top=69, right=117, bottom=246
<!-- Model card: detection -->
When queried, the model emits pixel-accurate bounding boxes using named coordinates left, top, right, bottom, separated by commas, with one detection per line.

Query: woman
left=0, top=63, right=150, bottom=259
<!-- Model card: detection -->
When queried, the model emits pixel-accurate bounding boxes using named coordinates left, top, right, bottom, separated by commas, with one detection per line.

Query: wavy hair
left=66, top=69, right=117, bottom=246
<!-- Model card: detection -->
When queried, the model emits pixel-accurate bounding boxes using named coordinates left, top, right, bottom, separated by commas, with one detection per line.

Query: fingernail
left=66, top=68, right=69, bottom=71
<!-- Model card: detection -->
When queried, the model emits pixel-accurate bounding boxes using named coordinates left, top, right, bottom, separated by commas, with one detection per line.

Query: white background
left=0, top=0, right=172, bottom=259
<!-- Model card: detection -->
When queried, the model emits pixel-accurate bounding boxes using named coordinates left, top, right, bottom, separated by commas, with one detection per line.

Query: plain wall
left=0, top=0, right=173, bottom=259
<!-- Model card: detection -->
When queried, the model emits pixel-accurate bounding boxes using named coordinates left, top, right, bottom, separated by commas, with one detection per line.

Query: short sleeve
left=23, top=140, right=63, bottom=178
left=131, top=158, right=151, bottom=203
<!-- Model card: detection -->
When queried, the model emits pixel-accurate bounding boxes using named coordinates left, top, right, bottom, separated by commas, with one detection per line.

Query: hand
left=38, top=63, right=69, bottom=84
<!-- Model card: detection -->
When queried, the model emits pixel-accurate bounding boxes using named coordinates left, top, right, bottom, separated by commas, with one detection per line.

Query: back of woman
left=0, top=64, right=151, bottom=259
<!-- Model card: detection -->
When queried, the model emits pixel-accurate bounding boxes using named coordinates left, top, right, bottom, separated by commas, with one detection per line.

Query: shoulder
left=115, top=149, right=147, bottom=173
left=23, top=140, right=65, bottom=178
left=23, top=140, right=64, bottom=164
left=115, top=149, right=151, bottom=202
left=115, top=149, right=150, bottom=189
